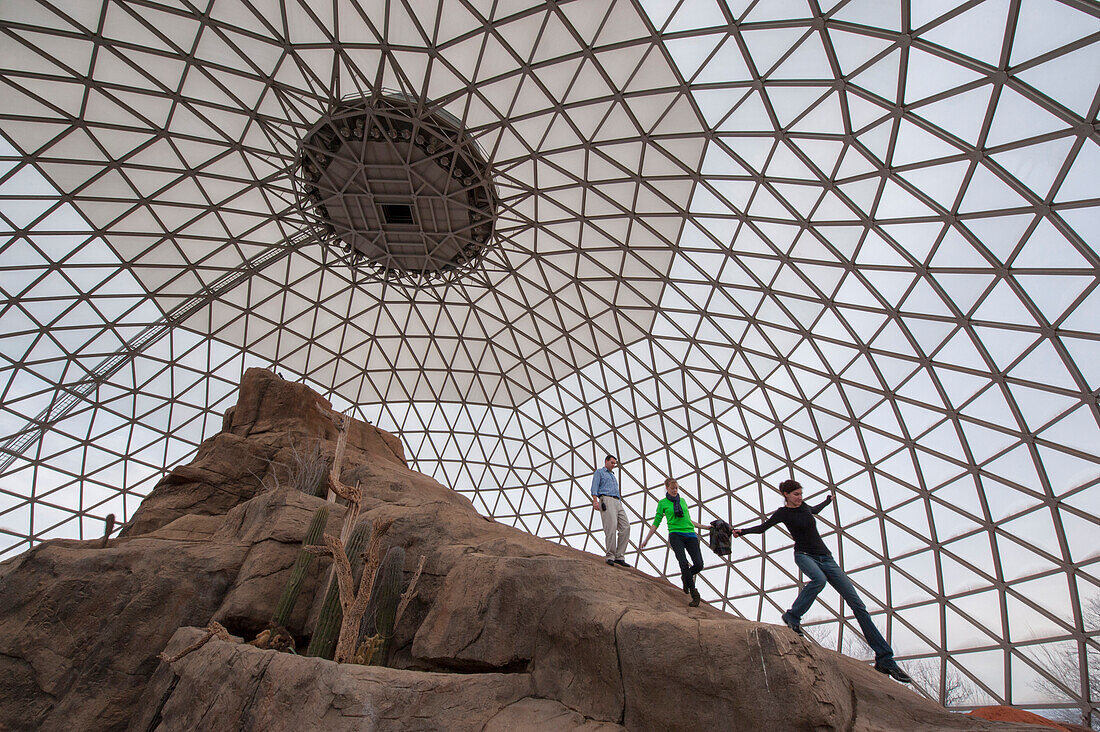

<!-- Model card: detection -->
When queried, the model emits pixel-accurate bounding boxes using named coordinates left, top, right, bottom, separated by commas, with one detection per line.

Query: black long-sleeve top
left=738, top=495, right=833, bottom=556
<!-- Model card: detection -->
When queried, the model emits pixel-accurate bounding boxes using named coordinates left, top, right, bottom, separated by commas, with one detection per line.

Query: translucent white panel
left=1055, top=141, right=1100, bottom=203
left=833, top=0, right=902, bottom=32
left=1014, top=273, right=1094, bottom=324
left=959, top=165, right=1031, bottom=213
left=905, top=48, right=985, bottom=104
left=744, top=0, right=812, bottom=24
left=952, top=588, right=1005, bottom=644
left=1016, top=42, right=1100, bottom=116
left=1060, top=507, right=1100, bottom=564
left=986, top=86, right=1072, bottom=148
left=664, top=33, right=724, bottom=81
left=741, top=26, right=810, bottom=75
left=971, top=282, right=1038, bottom=328
left=828, top=29, right=893, bottom=77
left=991, top=138, right=1076, bottom=200
left=918, top=0, right=1010, bottom=66
left=849, top=49, right=901, bottom=102
left=771, top=33, right=832, bottom=81
left=1010, top=0, right=1100, bottom=66
left=913, top=84, right=994, bottom=145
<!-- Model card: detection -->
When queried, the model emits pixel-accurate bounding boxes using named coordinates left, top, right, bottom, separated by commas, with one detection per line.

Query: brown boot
left=688, top=588, right=701, bottom=607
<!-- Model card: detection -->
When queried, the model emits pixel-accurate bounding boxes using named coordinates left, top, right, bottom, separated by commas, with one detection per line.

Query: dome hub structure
left=296, top=94, right=497, bottom=282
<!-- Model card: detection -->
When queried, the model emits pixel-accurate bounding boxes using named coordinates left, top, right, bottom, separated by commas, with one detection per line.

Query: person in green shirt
left=639, top=477, right=709, bottom=607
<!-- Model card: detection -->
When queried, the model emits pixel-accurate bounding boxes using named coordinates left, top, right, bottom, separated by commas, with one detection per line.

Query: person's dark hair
left=778, top=479, right=802, bottom=494
left=605, top=454, right=617, bottom=463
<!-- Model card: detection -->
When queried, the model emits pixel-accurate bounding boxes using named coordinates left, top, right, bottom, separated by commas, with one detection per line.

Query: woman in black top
left=736, top=479, right=911, bottom=683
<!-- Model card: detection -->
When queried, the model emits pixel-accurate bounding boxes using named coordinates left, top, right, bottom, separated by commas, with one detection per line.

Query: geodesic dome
left=1, top=0, right=1098, bottom=719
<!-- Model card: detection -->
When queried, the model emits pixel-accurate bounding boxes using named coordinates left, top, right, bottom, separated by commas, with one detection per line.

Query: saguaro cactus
left=357, top=545, right=405, bottom=665
left=304, top=518, right=393, bottom=663
left=270, top=505, right=329, bottom=629
left=306, top=519, right=372, bottom=659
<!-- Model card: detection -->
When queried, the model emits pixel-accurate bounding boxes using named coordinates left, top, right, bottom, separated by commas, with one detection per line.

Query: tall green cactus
left=358, top=545, right=405, bottom=665
left=306, top=519, right=372, bottom=659
left=270, top=506, right=329, bottom=628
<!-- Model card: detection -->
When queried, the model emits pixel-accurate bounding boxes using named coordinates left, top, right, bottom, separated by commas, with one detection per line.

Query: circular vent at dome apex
left=295, top=93, right=499, bottom=284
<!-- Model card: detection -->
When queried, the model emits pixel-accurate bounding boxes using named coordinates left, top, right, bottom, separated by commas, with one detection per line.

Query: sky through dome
left=1, top=0, right=1098, bottom=720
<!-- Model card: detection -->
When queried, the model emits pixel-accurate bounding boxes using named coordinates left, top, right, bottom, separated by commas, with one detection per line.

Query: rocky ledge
left=0, top=369, right=1047, bottom=731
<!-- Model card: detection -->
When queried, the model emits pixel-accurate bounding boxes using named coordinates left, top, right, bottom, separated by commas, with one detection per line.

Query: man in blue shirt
left=591, top=455, right=629, bottom=566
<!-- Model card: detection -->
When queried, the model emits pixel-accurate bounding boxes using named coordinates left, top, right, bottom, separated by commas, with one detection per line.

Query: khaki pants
left=598, top=496, right=630, bottom=561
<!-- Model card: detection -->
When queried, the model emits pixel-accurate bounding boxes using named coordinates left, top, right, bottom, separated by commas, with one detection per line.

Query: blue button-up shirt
left=590, top=466, right=620, bottom=498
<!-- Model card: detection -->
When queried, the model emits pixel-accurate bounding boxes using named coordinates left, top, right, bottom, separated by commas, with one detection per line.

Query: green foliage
left=358, top=545, right=405, bottom=665
left=306, top=520, right=371, bottom=659
left=270, top=506, right=329, bottom=628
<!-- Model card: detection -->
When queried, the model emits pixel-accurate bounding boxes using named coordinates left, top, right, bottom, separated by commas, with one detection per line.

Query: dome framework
left=0, top=0, right=1098, bottom=720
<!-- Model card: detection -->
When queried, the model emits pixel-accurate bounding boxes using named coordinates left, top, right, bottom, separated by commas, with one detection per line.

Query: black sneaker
left=875, top=663, right=912, bottom=684
left=613, top=558, right=629, bottom=567
left=606, top=558, right=615, bottom=566
left=781, top=611, right=804, bottom=637
left=688, top=588, right=701, bottom=607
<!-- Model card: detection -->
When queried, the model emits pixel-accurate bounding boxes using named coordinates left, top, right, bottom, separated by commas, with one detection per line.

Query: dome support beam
left=0, top=232, right=317, bottom=478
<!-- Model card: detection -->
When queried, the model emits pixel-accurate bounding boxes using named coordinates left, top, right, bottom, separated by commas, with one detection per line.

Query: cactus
left=270, top=506, right=329, bottom=628
left=308, top=518, right=393, bottom=663
left=353, top=634, right=384, bottom=665
left=357, top=545, right=405, bottom=665
left=306, top=520, right=372, bottom=659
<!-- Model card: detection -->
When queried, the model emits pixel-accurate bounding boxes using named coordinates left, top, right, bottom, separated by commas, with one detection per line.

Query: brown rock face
left=122, top=368, right=406, bottom=537
left=0, top=369, right=1048, bottom=731
left=0, top=528, right=245, bottom=730
left=130, top=627, right=542, bottom=732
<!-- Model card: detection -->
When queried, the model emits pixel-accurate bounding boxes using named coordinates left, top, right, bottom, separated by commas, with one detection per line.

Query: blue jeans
left=789, top=552, right=895, bottom=666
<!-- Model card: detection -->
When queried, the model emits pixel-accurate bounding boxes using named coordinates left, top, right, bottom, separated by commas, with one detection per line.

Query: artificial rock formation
left=0, top=369, right=1049, bottom=731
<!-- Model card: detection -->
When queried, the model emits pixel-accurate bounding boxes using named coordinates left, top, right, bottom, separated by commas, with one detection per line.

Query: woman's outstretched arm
left=810, top=491, right=834, bottom=514
left=735, top=511, right=782, bottom=537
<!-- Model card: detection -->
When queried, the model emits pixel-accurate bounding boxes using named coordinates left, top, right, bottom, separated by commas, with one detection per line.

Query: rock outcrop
left=0, top=369, right=1048, bottom=731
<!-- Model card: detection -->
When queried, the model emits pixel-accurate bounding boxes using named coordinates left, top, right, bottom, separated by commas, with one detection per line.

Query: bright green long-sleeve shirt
left=653, top=496, right=696, bottom=534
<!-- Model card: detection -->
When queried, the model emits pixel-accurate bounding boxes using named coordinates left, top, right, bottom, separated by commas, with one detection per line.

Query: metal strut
left=0, top=230, right=318, bottom=476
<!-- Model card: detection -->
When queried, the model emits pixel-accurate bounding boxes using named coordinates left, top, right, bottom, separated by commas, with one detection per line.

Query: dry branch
left=336, top=481, right=363, bottom=544
left=99, top=513, right=115, bottom=548
left=159, top=621, right=231, bottom=664
left=314, top=404, right=352, bottom=503
left=393, top=554, right=427, bottom=631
